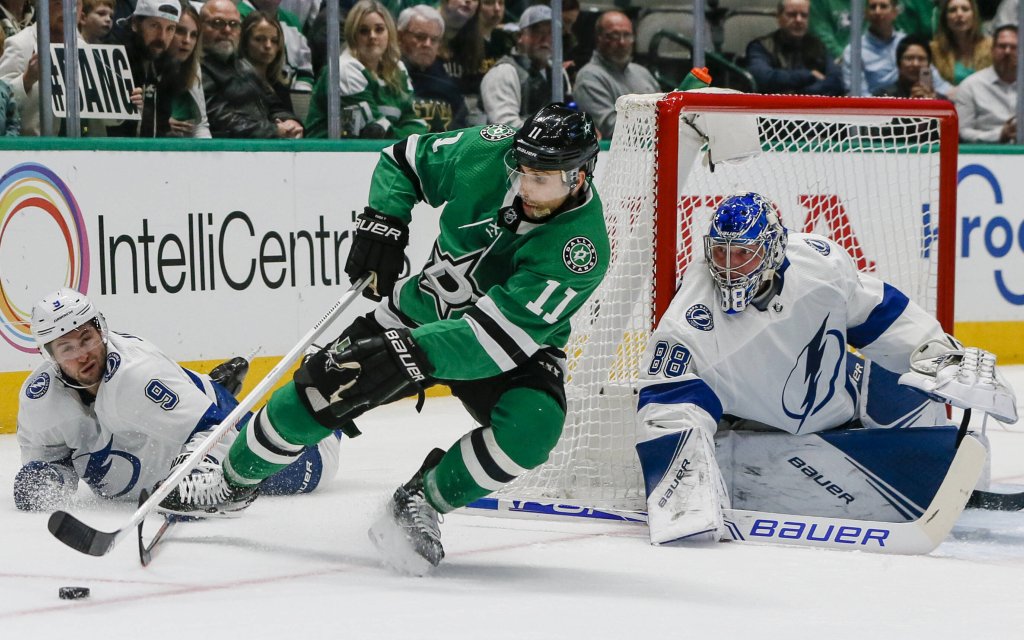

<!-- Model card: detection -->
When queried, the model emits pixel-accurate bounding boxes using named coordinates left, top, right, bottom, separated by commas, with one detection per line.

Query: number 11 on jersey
left=526, top=280, right=578, bottom=324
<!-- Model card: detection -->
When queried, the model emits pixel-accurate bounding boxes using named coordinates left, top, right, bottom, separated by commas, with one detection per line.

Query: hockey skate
left=368, top=448, right=446, bottom=576
left=157, top=434, right=259, bottom=518
left=209, top=356, right=250, bottom=396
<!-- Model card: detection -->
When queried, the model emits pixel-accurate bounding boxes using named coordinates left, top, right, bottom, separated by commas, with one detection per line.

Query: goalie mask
left=506, top=103, right=599, bottom=219
left=703, top=193, right=788, bottom=314
left=30, top=288, right=109, bottom=373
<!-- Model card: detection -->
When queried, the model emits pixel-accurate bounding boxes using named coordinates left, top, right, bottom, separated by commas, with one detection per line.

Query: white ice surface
left=2, top=369, right=1023, bottom=639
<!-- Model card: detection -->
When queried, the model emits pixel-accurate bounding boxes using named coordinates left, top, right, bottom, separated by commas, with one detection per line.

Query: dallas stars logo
left=480, top=123, right=515, bottom=141
left=419, top=244, right=487, bottom=318
left=563, top=236, right=598, bottom=274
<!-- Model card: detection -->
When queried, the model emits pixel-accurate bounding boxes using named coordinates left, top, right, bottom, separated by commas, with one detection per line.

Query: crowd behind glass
left=0, top=0, right=1016, bottom=143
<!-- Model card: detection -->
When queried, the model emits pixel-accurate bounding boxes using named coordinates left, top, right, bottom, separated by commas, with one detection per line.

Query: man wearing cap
left=107, top=0, right=182, bottom=137
left=479, top=4, right=570, bottom=127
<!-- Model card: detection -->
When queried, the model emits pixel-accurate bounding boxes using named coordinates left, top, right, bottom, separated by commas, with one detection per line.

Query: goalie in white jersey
left=636, top=193, right=1018, bottom=544
left=14, top=288, right=341, bottom=513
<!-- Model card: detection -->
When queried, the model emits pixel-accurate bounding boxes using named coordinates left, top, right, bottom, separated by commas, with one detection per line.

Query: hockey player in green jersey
left=161, top=103, right=608, bottom=575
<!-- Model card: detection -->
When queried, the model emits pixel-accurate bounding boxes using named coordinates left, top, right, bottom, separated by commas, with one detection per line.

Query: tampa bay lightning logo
left=804, top=238, right=831, bottom=256
left=103, top=352, right=121, bottom=382
left=25, top=372, right=50, bottom=399
left=74, top=437, right=142, bottom=498
left=685, top=304, right=714, bottom=331
left=782, top=317, right=845, bottom=431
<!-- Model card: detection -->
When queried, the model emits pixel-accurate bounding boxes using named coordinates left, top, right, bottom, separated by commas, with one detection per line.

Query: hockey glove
left=295, top=328, right=433, bottom=427
left=899, top=336, right=1019, bottom=424
left=345, top=207, right=409, bottom=301
left=14, top=460, right=77, bottom=511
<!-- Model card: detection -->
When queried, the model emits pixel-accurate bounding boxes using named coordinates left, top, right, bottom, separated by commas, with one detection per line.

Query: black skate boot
left=209, top=357, right=250, bottom=396
left=368, top=448, right=446, bottom=575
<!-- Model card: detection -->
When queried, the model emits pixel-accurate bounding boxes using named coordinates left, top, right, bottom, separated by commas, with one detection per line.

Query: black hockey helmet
left=513, top=103, right=599, bottom=176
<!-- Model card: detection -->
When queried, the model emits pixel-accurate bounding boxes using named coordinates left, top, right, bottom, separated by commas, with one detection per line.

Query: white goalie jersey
left=637, top=233, right=947, bottom=436
left=17, top=332, right=238, bottom=501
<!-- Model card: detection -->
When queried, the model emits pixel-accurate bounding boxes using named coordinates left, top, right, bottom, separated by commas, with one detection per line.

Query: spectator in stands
left=0, top=77, right=20, bottom=134
left=0, top=0, right=33, bottom=40
left=842, top=0, right=906, bottom=95
left=107, top=0, right=182, bottom=137
left=480, top=4, right=568, bottom=127
left=238, top=0, right=315, bottom=97
left=993, top=0, right=1020, bottom=31
left=955, top=24, right=1018, bottom=142
left=746, top=0, right=843, bottom=96
left=200, top=0, right=303, bottom=138
left=241, top=11, right=293, bottom=112
left=79, top=0, right=115, bottom=44
left=560, top=0, right=582, bottom=83
left=305, top=0, right=426, bottom=138
left=445, top=0, right=514, bottom=125
left=0, top=0, right=111, bottom=136
left=930, top=0, right=991, bottom=93
left=812, top=0, right=938, bottom=60
left=574, top=10, right=658, bottom=139
left=440, top=0, right=479, bottom=53
left=874, top=33, right=948, bottom=97
left=168, top=2, right=211, bottom=138
left=398, top=4, right=468, bottom=132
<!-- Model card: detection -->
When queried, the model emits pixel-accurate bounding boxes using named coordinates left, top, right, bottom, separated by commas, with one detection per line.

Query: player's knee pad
left=261, top=432, right=342, bottom=496
left=491, top=388, right=565, bottom=469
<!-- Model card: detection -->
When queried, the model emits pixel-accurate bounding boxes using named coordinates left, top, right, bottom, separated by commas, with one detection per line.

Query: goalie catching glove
left=345, top=207, right=409, bottom=301
left=899, top=336, right=1019, bottom=424
left=296, top=328, right=433, bottom=427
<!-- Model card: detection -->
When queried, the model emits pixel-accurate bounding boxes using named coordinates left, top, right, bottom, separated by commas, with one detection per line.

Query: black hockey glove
left=294, top=328, right=433, bottom=428
left=345, top=207, right=409, bottom=301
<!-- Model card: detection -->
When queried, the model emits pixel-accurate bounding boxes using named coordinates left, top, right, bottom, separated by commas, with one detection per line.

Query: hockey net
left=486, top=91, right=958, bottom=515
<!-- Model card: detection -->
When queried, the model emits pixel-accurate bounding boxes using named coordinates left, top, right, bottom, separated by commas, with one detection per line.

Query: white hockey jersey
left=17, top=332, right=237, bottom=501
left=637, top=233, right=945, bottom=436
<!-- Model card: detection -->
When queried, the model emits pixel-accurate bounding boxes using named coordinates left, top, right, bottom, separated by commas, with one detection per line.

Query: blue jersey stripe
left=637, top=379, right=724, bottom=423
left=847, top=283, right=909, bottom=349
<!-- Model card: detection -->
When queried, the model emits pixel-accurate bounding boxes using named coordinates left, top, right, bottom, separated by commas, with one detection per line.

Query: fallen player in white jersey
left=636, top=193, right=1018, bottom=544
left=14, top=288, right=341, bottom=513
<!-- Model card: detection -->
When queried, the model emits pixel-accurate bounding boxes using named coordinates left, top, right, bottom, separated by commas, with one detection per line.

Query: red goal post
left=471, top=91, right=959, bottom=516
left=651, top=91, right=959, bottom=331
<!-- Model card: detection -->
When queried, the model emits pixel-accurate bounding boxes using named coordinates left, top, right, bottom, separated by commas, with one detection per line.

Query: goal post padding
left=474, top=92, right=959, bottom=515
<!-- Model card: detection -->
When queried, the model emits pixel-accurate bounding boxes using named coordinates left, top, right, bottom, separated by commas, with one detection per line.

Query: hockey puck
left=58, top=586, right=90, bottom=600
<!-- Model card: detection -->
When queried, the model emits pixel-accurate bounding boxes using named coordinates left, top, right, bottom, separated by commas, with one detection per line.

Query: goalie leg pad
left=636, top=427, right=730, bottom=545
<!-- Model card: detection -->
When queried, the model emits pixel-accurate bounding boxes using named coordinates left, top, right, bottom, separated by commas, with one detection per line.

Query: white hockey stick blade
left=47, top=276, right=372, bottom=558
left=464, top=436, right=986, bottom=555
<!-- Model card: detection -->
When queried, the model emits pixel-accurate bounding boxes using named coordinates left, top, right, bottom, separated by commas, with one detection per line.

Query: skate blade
left=155, top=505, right=247, bottom=520
left=367, top=513, right=436, bottom=577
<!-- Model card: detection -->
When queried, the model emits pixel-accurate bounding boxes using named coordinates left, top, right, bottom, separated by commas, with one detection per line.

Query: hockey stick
left=48, top=276, right=372, bottom=558
left=136, top=488, right=177, bottom=566
left=466, top=435, right=987, bottom=555
left=966, top=489, right=1024, bottom=511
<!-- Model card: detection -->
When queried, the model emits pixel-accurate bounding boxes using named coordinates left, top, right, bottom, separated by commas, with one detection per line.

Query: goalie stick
left=466, top=435, right=987, bottom=555
left=47, top=276, right=372, bottom=558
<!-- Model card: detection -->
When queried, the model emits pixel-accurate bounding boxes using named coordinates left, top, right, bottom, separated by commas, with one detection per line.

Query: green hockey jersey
left=368, top=124, right=609, bottom=381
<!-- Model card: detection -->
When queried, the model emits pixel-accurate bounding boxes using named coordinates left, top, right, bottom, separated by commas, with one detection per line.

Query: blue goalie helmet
left=702, top=193, right=788, bottom=314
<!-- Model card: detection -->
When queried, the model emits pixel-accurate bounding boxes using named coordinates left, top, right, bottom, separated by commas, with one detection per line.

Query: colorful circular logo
left=0, top=163, right=89, bottom=353
left=563, top=236, right=598, bottom=274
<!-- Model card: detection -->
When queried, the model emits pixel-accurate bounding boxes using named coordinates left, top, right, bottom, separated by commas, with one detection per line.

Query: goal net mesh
left=489, top=92, right=952, bottom=513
